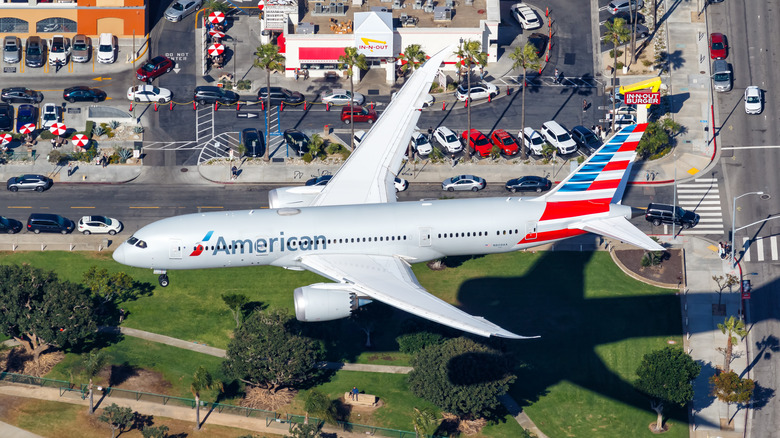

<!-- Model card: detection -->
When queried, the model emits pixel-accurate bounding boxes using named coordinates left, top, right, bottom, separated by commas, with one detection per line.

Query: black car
left=7, top=174, right=53, bottom=192
left=63, top=86, right=107, bottom=103
left=0, top=216, right=23, bottom=234
left=505, top=176, right=552, bottom=193
left=571, top=126, right=602, bottom=153
left=241, top=128, right=264, bottom=158
left=25, top=36, right=45, bottom=68
left=16, top=104, right=37, bottom=133
left=27, top=213, right=75, bottom=234
left=1, top=87, right=43, bottom=104
left=194, top=86, right=239, bottom=105
left=645, top=203, right=700, bottom=229
left=283, top=129, right=310, bottom=156
left=305, top=175, right=332, bottom=186
left=0, top=103, right=13, bottom=132
left=257, top=87, right=305, bottom=105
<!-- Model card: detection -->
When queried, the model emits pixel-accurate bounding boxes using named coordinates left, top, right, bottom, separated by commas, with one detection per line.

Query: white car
left=78, top=216, right=123, bottom=235
left=47, top=35, right=69, bottom=66
left=165, top=0, right=203, bottom=22
left=607, top=113, right=637, bottom=127
left=540, top=121, right=577, bottom=155
left=433, top=126, right=463, bottom=154
left=521, top=127, right=545, bottom=155
left=394, top=177, right=408, bottom=192
left=41, top=103, right=62, bottom=130
left=321, top=89, right=365, bottom=106
left=127, top=85, right=173, bottom=103
left=96, top=33, right=116, bottom=64
left=411, top=131, right=433, bottom=156
left=744, top=86, right=763, bottom=114
left=455, top=82, right=499, bottom=101
left=511, top=3, right=541, bottom=30
left=608, top=0, right=644, bottom=14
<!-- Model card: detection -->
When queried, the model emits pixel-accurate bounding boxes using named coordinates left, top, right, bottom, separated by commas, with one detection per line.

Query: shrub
left=302, top=152, right=314, bottom=163
left=397, top=332, right=444, bottom=354
left=236, top=80, right=252, bottom=90
left=39, top=130, right=55, bottom=140
left=616, top=61, right=625, bottom=70
left=609, top=49, right=623, bottom=58
left=108, top=120, right=120, bottom=129
left=133, top=125, right=144, bottom=134
left=643, top=59, right=654, bottom=67
left=47, top=149, right=66, bottom=164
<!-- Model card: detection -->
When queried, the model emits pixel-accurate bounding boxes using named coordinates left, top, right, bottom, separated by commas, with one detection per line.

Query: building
left=0, top=0, right=146, bottom=38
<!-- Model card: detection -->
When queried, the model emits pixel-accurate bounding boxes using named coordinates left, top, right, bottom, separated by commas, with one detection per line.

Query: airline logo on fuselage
left=189, top=231, right=327, bottom=256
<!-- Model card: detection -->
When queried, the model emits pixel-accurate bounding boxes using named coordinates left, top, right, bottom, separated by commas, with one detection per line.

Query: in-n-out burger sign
left=624, top=91, right=660, bottom=105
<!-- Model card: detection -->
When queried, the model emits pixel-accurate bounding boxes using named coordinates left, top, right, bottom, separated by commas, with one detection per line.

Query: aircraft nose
left=112, top=243, right=126, bottom=264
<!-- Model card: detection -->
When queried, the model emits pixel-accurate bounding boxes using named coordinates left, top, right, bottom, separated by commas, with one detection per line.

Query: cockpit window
left=127, top=237, right=138, bottom=245
left=136, top=240, right=147, bottom=249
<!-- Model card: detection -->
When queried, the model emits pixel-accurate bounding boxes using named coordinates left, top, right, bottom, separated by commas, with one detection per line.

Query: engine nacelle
left=268, top=185, right=324, bottom=209
left=294, top=283, right=366, bottom=322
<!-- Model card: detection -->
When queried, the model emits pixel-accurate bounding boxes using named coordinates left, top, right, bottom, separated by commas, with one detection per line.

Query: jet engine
left=268, top=186, right=324, bottom=209
left=293, top=283, right=371, bottom=322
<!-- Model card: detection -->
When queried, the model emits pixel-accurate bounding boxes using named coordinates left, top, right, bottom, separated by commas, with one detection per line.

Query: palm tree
left=602, top=18, right=630, bottom=133
left=453, top=40, right=488, bottom=151
left=82, top=350, right=107, bottom=415
left=718, top=316, right=747, bottom=373
left=338, top=47, right=368, bottom=151
left=303, top=389, right=336, bottom=425
left=397, top=44, right=427, bottom=78
left=253, top=44, right=286, bottom=161
left=203, top=0, right=231, bottom=15
left=412, top=407, right=439, bottom=438
left=509, top=43, right=542, bottom=160
left=308, top=133, right=325, bottom=160
left=191, top=366, right=219, bottom=430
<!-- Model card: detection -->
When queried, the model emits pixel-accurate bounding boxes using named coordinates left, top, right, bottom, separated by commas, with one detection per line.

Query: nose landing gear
left=158, top=274, right=169, bottom=287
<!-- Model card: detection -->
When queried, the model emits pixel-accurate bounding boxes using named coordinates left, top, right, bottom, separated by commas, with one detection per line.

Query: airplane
left=112, top=46, right=662, bottom=339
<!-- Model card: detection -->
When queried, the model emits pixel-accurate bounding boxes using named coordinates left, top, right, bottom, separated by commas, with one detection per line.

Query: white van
left=97, top=33, right=116, bottom=64
left=540, top=121, right=577, bottom=155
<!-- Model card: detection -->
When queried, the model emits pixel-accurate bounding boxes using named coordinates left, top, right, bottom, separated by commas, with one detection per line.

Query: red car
left=709, top=33, right=727, bottom=59
left=340, top=105, right=377, bottom=124
left=136, top=56, right=175, bottom=81
left=489, top=129, right=520, bottom=156
left=462, top=129, right=492, bottom=157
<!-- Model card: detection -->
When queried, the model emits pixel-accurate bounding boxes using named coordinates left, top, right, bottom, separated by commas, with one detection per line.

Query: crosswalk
left=739, top=236, right=780, bottom=263
left=674, top=178, right=725, bottom=235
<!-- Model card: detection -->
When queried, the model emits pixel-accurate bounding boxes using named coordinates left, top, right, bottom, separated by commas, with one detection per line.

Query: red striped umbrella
left=71, top=134, right=89, bottom=148
left=208, top=11, right=225, bottom=23
left=19, top=123, right=36, bottom=134
left=208, top=44, right=225, bottom=56
left=208, top=30, right=225, bottom=39
left=0, top=133, right=12, bottom=144
left=49, top=122, right=67, bottom=136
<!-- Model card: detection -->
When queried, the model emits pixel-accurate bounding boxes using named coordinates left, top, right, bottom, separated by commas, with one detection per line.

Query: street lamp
left=731, top=191, right=764, bottom=266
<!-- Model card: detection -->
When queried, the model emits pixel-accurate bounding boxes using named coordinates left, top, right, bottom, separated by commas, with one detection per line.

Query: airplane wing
left=310, top=46, right=453, bottom=207
left=574, top=216, right=664, bottom=251
left=299, top=253, right=534, bottom=339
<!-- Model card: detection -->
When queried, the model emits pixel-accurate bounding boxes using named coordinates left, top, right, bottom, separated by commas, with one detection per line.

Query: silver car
left=7, top=174, right=53, bottom=192
left=165, top=0, right=203, bottom=22
left=441, top=175, right=486, bottom=192
left=3, top=36, right=21, bottom=64
left=71, top=34, right=91, bottom=63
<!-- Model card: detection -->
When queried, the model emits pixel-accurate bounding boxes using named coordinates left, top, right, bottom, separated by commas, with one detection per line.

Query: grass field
left=0, top=249, right=686, bottom=437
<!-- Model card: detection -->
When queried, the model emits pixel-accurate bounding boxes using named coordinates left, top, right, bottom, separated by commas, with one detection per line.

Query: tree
left=0, top=264, right=97, bottom=362
left=203, top=0, right=231, bottom=14
left=191, top=366, right=220, bottom=430
left=635, top=121, right=670, bottom=159
left=602, top=18, right=630, bottom=132
left=304, top=389, right=336, bottom=425
left=288, top=423, right=321, bottom=438
left=82, top=349, right=108, bottom=415
left=710, top=370, right=754, bottom=422
left=398, top=44, right=427, bottom=77
left=142, top=425, right=170, bottom=438
left=408, top=337, right=515, bottom=419
left=635, top=346, right=701, bottom=433
left=82, top=266, right=135, bottom=305
left=308, top=133, right=325, bottom=160
left=338, top=47, right=368, bottom=151
left=412, top=407, right=440, bottom=438
left=718, top=316, right=747, bottom=373
left=712, top=274, right=739, bottom=307
left=221, top=293, right=248, bottom=328
left=253, top=44, right=286, bottom=161
left=98, top=403, right=135, bottom=438
left=222, top=310, right=325, bottom=392
left=509, top=43, right=542, bottom=160
left=453, top=40, right=488, bottom=148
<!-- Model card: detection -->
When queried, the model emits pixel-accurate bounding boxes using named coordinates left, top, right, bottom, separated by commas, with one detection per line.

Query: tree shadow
left=109, top=362, right=139, bottom=387
left=666, top=92, right=690, bottom=114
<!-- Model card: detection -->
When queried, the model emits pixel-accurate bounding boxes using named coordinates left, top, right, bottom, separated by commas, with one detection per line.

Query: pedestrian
left=67, top=161, right=73, bottom=177
left=119, top=308, right=125, bottom=323
left=554, top=68, right=559, bottom=83
left=231, top=165, right=238, bottom=180
left=451, top=154, right=456, bottom=168
left=352, top=386, right=359, bottom=401
left=427, top=126, right=433, bottom=140
left=101, top=155, right=107, bottom=168
left=55, top=59, right=62, bottom=73
left=295, top=69, right=300, bottom=81
left=582, top=99, right=588, bottom=112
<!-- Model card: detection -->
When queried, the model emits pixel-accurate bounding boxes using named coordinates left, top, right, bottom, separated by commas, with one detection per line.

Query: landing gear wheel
left=158, top=274, right=169, bottom=287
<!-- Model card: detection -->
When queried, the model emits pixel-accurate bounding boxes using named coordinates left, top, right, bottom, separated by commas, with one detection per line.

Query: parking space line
left=743, top=237, right=751, bottom=262
left=757, top=237, right=765, bottom=261
left=772, top=236, right=778, bottom=260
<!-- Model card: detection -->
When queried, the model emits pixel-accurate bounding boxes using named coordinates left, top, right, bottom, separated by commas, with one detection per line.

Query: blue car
left=16, top=104, right=37, bottom=133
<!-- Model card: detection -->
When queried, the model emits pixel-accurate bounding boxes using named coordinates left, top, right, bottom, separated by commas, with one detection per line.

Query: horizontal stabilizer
left=576, top=216, right=664, bottom=251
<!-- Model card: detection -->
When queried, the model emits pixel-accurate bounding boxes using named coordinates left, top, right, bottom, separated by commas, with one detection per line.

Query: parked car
left=127, top=85, right=172, bottom=103
left=744, top=86, right=763, bottom=115
left=48, top=35, right=70, bottom=66
left=16, top=105, right=37, bottom=133
left=340, top=105, right=377, bottom=124
left=193, top=86, right=239, bottom=105
left=711, top=59, right=732, bottom=92
left=96, top=33, right=117, bottom=64
left=41, top=103, right=63, bottom=130
left=410, top=131, right=433, bottom=156
left=709, top=33, right=728, bottom=59
left=455, top=82, right=498, bottom=101
left=136, top=56, right=175, bottom=81
left=540, top=121, right=577, bottom=154
left=63, top=86, right=107, bottom=103
left=0, top=216, right=23, bottom=234
left=25, top=36, right=46, bottom=68
left=489, top=129, right=520, bottom=156
left=611, top=104, right=637, bottom=115
left=27, top=213, right=74, bottom=234
left=394, top=177, right=409, bottom=192
left=71, top=34, right=91, bottom=63
left=433, top=126, right=463, bottom=154
left=305, top=175, right=333, bottom=186
left=7, top=174, right=52, bottom=192
left=242, top=128, right=264, bottom=158
left=607, top=113, right=637, bottom=127
left=3, top=36, right=21, bottom=64
left=0, top=103, right=12, bottom=132
left=645, top=203, right=700, bottom=229
left=353, top=130, right=366, bottom=147
left=321, top=89, right=365, bottom=106
left=257, top=87, right=305, bottom=105
left=603, top=17, right=649, bottom=38
left=609, top=11, right=645, bottom=24
left=165, top=0, right=203, bottom=22
left=607, top=0, right=644, bottom=14
left=462, top=129, right=492, bottom=157
left=527, top=33, right=548, bottom=57
left=521, top=127, right=545, bottom=155
left=442, top=175, right=486, bottom=192
left=283, top=129, right=310, bottom=156
left=1, top=87, right=43, bottom=104
left=505, top=176, right=552, bottom=193
left=571, top=126, right=601, bottom=153
left=511, top=3, right=541, bottom=29
left=77, top=215, right=122, bottom=235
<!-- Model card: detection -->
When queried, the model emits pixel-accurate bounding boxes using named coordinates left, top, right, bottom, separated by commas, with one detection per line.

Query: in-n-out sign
left=624, top=91, right=660, bottom=105
left=359, top=37, right=388, bottom=53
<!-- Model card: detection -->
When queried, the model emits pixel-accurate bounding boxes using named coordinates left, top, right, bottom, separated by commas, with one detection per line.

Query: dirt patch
left=614, top=249, right=684, bottom=288
left=95, top=366, right=172, bottom=395
left=241, top=386, right=296, bottom=412
left=439, top=412, right=486, bottom=435
left=0, top=347, right=64, bottom=377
